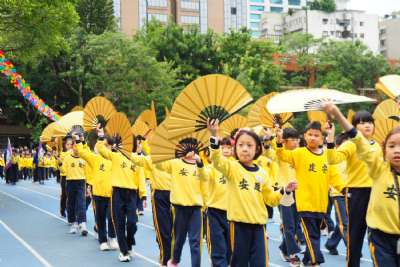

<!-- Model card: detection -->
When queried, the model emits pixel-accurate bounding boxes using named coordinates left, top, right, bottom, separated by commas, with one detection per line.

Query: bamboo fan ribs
left=83, top=96, right=117, bottom=132
left=166, top=74, right=253, bottom=138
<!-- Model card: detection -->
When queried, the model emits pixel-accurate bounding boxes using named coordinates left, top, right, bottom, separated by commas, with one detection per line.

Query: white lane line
left=0, top=189, right=159, bottom=266
left=16, top=186, right=59, bottom=200
left=0, top=220, right=54, bottom=267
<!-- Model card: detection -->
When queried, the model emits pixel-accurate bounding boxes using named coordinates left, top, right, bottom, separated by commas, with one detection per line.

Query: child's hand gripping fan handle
left=280, top=180, right=297, bottom=207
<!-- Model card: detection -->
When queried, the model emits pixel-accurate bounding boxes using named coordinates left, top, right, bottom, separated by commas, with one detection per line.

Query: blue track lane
left=0, top=179, right=373, bottom=267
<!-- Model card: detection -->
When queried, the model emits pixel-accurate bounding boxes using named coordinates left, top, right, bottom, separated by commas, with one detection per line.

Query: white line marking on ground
left=0, top=219, right=54, bottom=267
left=0, top=190, right=159, bottom=266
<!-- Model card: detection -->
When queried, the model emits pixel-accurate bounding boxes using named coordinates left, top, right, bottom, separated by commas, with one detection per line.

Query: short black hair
left=304, top=121, right=322, bottom=133
left=283, top=128, right=299, bottom=139
left=352, top=111, right=374, bottom=127
left=220, top=137, right=232, bottom=146
left=233, top=130, right=262, bottom=160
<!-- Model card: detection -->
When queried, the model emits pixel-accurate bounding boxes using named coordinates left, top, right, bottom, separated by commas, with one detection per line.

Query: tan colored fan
left=149, top=119, right=210, bottom=164
left=137, top=101, right=157, bottom=130
left=53, top=111, right=84, bottom=137
left=166, top=74, right=253, bottom=138
left=247, top=93, right=292, bottom=128
left=220, top=114, right=248, bottom=137
left=131, top=119, right=151, bottom=138
left=105, top=112, right=133, bottom=158
left=375, top=75, right=400, bottom=100
left=347, top=109, right=355, bottom=123
left=83, top=96, right=117, bottom=132
left=307, top=111, right=328, bottom=125
left=165, top=107, right=170, bottom=117
left=71, top=106, right=84, bottom=112
left=373, top=99, right=400, bottom=145
left=40, top=122, right=57, bottom=143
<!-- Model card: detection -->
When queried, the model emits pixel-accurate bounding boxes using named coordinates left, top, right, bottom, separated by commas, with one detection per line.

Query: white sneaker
left=128, top=249, right=135, bottom=258
left=108, top=238, right=119, bottom=250
left=118, top=253, right=131, bottom=262
left=99, top=242, right=110, bottom=251
left=321, top=228, right=328, bottom=236
left=69, top=223, right=78, bottom=234
left=79, top=222, right=88, bottom=236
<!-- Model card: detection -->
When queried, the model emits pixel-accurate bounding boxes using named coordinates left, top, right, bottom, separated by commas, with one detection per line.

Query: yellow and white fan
left=83, top=96, right=117, bottom=132
left=149, top=120, right=209, bottom=164
left=220, top=114, right=248, bottom=137
left=166, top=74, right=253, bottom=138
left=137, top=101, right=157, bottom=130
left=53, top=111, right=84, bottom=137
left=40, top=122, right=57, bottom=143
left=372, top=99, right=400, bottom=145
left=131, top=119, right=152, bottom=138
left=375, top=75, right=400, bottom=100
left=105, top=112, right=133, bottom=158
left=247, top=92, right=292, bottom=128
left=267, top=89, right=375, bottom=114
left=347, top=109, right=355, bottom=123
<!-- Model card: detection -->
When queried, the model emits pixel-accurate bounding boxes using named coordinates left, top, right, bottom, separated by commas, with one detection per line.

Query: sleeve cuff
left=75, top=140, right=82, bottom=144
left=196, top=160, right=204, bottom=168
left=141, top=197, right=146, bottom=201
left=98, top=137, right=105, bottom=141
left=347, top=128, right=357, bottom=139
left=276, top=143, right=283, bottom=148
left=327, top=143, right=335, bottom=149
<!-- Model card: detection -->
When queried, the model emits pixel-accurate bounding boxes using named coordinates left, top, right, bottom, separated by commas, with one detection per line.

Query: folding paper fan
left=52, top=111, right=84, bottom=137
left=347, top=109, right=355, bottom=123
left=71, top=106, right=84, bottom=112
left=373, top=99, right=400, bottom=145
left=247, top=93, right=292, bottom=128
left=131, top=119, right=151, bottom=138
left=166, top=74, right=253, bottom=138
left=375, top=75, right=400, bottom=100
left=105, top=112, right=133, bottom=158
left=149, top=120, right=210, bottom=164
left=40, top=122, right=57, bottom=143
left=137, top=101, right=157, bottom=130
left=267, top=89, right=375, bottom=114
left=165, top=107, right=170, bottom=117
left=83, top=96, right=117, bottom=132
left=220, top=114, right=248, bottom=137
left=307, top=111, right=328, bottom=125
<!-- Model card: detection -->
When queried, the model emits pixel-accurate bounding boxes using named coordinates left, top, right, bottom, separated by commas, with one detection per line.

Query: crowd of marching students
left=2, top=101, right=400, bottom=267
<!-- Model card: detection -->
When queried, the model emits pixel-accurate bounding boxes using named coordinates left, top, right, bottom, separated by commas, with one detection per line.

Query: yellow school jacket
left=198, top=164, right=227, bottom=211
left=330, top=162, right=348, bottom=197
left=276, top=146, right=344, bottom=214
left=327, top=140, right=382, bottom=188
left=256, top=155, right=279, bottom=189
left=149, top=164, right=172, bottom=191
left=0, top=157, right=5, bottom=167
left=211, top=148, right=283, bottom=225
left=63, top=154, right=86, bottom=181
left=95, top=140, right=140, bottom=190
left=76, top=143, right=112, bottom=197
left=59, top=151, right=71, bottom=176
left=132, top=153, right=147, bottom=199
left=351, top=132, right=400, bottom=235
left=158, top=158, right=204, bottom=207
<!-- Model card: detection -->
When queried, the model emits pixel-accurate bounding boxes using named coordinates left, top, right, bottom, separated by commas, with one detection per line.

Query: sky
left=346, top=0, right=399, bottom=15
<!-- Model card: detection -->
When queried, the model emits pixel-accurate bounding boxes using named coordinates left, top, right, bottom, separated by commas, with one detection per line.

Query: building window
left=354, top=33, right=357, bottom=38
left=148, top=0, right=168, bottom=7
left=380, top=40, right=385, bottom=46
left=330, top=31, right=334, bottom=35
left=360, top=21, right=364, bottom=26
left=270, top=6, right=283, bottom=13
left=380, top=29, right=386, bottom=35
left=288, top=0, right=300, bottom=5
left=250, top=22, right=260, bottom=29
left=181, top=15, right=200, bottom=24
left=250, top=13, right=262, bottom=20
left=322, top=31, right=329, bottom=37
left=252, top=31, right=261, bottom=38
left=181, top=0, right=199, bottom=10
left=231, top=7, right=237, bottom=15
left=270, top=0, right=283, bottom=4
left=360, top=33, right=364, bottom=38
left=149, top=13, right=168, bottom=22
left=250, top=5, right=265, bottom=11
left=322, top=18, right=328, bottom=24
left=251, top=0, right=265, bottom=2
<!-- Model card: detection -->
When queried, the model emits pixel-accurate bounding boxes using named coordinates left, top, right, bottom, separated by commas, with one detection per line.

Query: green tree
left=0, top=0, right=79, bottom=62
left=76, top=0, right=116, bottom=34
left=316, top=41, right=390, bottom=92
left=135, top=21, right=220, bottom=88
left=309, top=0, right=336, bottom=13
left=237, top=40, right=284, bottom=98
